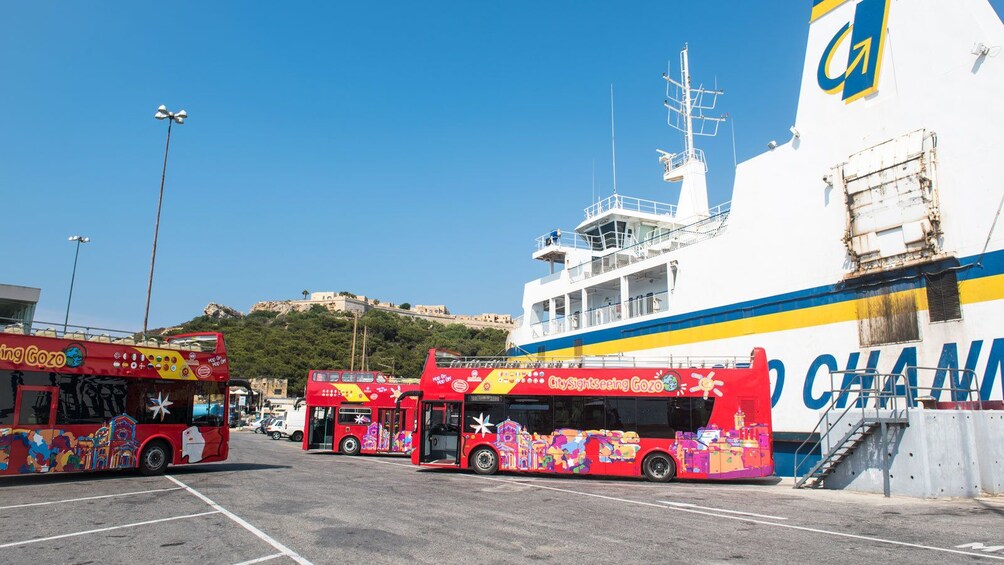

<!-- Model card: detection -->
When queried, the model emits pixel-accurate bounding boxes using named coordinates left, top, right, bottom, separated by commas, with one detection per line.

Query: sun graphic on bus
left=689, top=371, right=724, bottom=400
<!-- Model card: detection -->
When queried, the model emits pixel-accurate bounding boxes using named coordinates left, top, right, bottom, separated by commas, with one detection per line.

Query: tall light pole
left=64, top=235, right=90, bottom=332
left=144, top=104, right=187, bottom=335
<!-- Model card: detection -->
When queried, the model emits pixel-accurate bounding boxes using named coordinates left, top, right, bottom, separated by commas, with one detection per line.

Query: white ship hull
left=509, top=0, right=1004, bottom=448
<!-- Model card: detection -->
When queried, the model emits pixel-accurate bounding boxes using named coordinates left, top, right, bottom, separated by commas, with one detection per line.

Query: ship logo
left=814, top=0, right=890, bottom=103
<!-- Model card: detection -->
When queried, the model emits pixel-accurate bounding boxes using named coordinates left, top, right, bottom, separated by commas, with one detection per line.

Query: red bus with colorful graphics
left=303, top=369, right=419, bottom=456
left=0, top=326, right=230, bottom=476
left=404, top=348, right=773, bottom=481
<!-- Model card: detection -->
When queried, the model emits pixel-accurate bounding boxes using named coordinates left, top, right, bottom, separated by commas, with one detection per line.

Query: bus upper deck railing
left=434, top=353, right=751, bottom=370
left=0, top=317, right=218, bottom=352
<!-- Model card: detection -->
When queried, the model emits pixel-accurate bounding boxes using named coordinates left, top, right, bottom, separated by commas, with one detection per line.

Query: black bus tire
left=290, top=431, right=303, bottom=443
left=470, top=446, right=499, bottom=475
left=340, top=436, right=361, bottom=455
left=642, top=452, right=676, bottom=483
left=139, top=440, right=171, bottom=476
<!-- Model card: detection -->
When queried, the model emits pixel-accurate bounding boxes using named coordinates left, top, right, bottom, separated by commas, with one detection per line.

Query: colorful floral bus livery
left=409, top=348, right=773, bottom=481
left=303, top=369, right=419, bottom=456
left=0, top=329, right=231, bottom=476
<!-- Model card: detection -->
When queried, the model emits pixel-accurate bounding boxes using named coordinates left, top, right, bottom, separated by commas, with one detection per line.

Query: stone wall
left=250, top=293, right=513, bottom=330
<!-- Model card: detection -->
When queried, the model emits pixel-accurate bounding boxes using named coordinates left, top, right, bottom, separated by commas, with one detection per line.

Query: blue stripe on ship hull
left=509, top=249, right=1004, bottom=355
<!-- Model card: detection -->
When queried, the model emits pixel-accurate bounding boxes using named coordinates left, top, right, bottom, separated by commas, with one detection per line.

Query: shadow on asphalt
left=0, top=462, right=291, bottom=487
left=976, top=499, right=1004, bottom=517
left=414, top=466, right=784, bottom=486
left=166, top=462, right=292, bottom=475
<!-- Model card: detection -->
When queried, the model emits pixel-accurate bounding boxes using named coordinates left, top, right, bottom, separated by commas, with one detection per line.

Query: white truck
left=271, top=399, right=307, bottom=443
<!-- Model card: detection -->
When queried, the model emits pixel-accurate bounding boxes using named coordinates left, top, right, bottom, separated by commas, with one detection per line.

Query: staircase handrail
left=793, top=370, right=913, bottom=482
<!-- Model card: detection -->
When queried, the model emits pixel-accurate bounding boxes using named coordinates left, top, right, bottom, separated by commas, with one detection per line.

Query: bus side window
left=690, top=398, right=716, bottom=431
left=338, top=407, right=371, bottom=424
left=605, top=398, right=636, bottom=432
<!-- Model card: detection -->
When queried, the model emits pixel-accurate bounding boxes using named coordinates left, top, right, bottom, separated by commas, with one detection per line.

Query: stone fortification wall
left=249, top=293, right=513, bottom=330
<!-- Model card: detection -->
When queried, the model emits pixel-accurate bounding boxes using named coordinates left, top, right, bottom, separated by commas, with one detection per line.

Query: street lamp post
left=144, top=104, right=187, bottom=336
left=64, top=235, right=90, bottom=333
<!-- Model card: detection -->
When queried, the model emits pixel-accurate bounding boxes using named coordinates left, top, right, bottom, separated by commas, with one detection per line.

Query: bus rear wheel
left=290, top=431, right=303, bottom=443
left=139, top=441, right=171, bottom=476
left=642, top=452, right=676, bottom=482
left=470, top=447, right=499, bottom=475
left=340, top=436, right=360, bottom=455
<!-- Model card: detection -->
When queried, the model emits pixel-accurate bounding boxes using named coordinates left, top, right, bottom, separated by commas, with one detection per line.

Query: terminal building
left=0, top=284, right=41, bottom=331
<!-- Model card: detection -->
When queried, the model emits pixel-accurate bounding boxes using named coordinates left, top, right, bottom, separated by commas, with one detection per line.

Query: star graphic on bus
left=390, top=386, right=403, bottom=401
left=689, top=371, right=724, bottom=400
left=354, top=414, right=371, bottom=424
left=147, top=392, right=174, bottom=422
left=471, top=413, right=495, bottom=437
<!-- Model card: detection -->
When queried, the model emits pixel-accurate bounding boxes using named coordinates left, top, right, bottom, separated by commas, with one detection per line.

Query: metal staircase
left=793, top=370, right=912, bottom=493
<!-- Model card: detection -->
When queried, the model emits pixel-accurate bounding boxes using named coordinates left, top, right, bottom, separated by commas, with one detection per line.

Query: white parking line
left=0, top=487, right=184, bottom=510
left=233, top=552, right=286, bottom=565
left=0, top=511, right=220, bottom=549
left=348, top=457, right=1004, bottom=561
left=660, top=500, right=788, bottom=520
left=165, top=475, right=313, bottom=565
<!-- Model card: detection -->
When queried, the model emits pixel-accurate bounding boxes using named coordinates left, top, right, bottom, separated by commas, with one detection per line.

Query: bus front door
left=420, top=402, right=461, bottom=465
left=307, top=406, right=334, bottom=450
left=12, top=385, right=59, bottom=473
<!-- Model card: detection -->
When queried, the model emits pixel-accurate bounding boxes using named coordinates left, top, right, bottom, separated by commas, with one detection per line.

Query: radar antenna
left=657, top=44, right=726, bottom=219
left=659, top=44, right=726, bottom=181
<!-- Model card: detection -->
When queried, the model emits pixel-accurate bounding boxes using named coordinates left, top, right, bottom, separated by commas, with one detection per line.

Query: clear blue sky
left=3, top=2, right=1002, bottom=332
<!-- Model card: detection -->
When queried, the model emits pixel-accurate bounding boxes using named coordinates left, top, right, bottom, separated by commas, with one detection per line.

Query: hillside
left=169, top=305, right=508, bottom=396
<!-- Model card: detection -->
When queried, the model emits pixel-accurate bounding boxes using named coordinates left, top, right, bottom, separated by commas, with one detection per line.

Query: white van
left=273, top=400, right=307, bottom=443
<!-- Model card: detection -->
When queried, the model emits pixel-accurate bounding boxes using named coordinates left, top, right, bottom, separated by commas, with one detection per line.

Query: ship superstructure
left=508, top=0, right=1004, bottom=472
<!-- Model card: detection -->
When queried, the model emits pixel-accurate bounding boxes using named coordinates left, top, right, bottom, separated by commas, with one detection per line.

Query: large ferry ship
left=507, top=0, right=1004, bottom=472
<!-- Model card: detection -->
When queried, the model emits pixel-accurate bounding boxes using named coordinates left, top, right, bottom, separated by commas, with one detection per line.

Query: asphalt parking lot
left=2, top=432, right=1003, bottom=564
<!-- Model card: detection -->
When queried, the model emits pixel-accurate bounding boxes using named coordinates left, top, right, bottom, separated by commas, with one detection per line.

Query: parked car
left=255, top=415, right=277, bottom=434
left=267, top=418, right=286, bottom=440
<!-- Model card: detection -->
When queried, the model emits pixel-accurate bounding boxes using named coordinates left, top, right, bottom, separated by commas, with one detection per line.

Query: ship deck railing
left=584, top=194, right=678, bottom=220
left=0, top=317, right=216, bottom=352
left=526, top=290, right=669, bottom=339
left=567, top=203, right=730, bottom=282
left=437, top=352, right=749, bottom=370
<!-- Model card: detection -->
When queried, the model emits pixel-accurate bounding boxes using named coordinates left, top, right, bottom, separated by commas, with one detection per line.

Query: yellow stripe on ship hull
left=518, top=273, right=1004, bottom=359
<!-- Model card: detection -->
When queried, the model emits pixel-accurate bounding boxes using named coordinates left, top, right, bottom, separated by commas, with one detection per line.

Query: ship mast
left=659, top=44, right=726, bottom=220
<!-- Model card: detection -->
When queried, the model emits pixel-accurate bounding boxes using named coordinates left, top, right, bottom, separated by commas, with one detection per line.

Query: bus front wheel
left=470, top=447, right=499, bottom=475
left=139, top=441, right=171, bottom=476
left=642, top=452, right=676, bottom=483
left=340, top=436, right=360, bottom=455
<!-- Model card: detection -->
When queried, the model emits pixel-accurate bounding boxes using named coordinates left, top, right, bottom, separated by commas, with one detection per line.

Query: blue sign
left=816, top=0, right=890, bottom=103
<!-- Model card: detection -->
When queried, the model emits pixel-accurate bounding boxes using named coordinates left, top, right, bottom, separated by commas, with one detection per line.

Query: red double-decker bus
left=1, top=327, right=231, bottom=476
left=303, top=369, right=420, bottom=456
left=404, top=348, right=773, bottom=482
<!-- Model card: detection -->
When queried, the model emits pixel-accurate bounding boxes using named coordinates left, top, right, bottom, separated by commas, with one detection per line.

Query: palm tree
left=301, top=290, right=309, bottom=300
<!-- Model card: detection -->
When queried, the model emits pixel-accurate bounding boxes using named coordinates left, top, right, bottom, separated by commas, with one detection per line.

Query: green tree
left=167, top=307, right=508, bottom=393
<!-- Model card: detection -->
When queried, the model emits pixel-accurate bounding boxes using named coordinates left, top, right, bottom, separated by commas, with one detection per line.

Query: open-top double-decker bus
left=1, top=325, right=231, bottom=476
left=303, top=369, right=419, bottom=456
left=403, top=348, right=773, bottom=481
